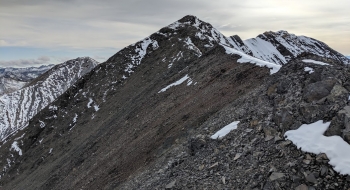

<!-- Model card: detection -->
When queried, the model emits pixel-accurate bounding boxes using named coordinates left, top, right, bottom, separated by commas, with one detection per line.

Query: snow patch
left=158, top=74, right=192, bottom=93
left=73, top=113, right=78, bottom=123
left=39, top=120, right=45, bottom=128
left=302, top=59, right=330, bottom=66
left=304, top=67, right=314, bottom=73
left=211, top=121, right=240, bottom=139
left=10, top=141, right=22, bottom=156
left=222, top=46, right=281, bottom=74
left=125, top=38, right=159, bottom=73
left=243, top=37, right=287, bottom=64
left=87, top=98, right=93, bottom=108
left=103, top=89, right=109, bottom=102
left=94, top=105, right=100, bottom=111
left=187, top=78, right=193, bottom=86
left=15, top=133, right=25, bottom=140
left=184, top=37, right=202, bottom=57
left=285, top=120, right=350, bottom=175
left=49, top=105, right=58, bottom=111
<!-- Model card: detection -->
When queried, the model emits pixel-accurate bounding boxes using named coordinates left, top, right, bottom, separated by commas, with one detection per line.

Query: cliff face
left=0, top=15, right=349, bottom=190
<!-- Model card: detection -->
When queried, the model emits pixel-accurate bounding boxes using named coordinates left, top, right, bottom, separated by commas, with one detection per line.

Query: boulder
left=326, top=84, right=349, bottom=102
left=295, top=184, right=308, bottom=190
left=273, top=108, right=293, bottom=130
left=188, top=135, right=207, bottom=156
left=299, top=105, right=326, bottom=123
left=325, top=106, right=350, bottom=144
left=276, top=79, right=291, bottom=94
left=343, top=80, right=350, bottom=92
left=269, top=172, right=285, bottom=181
left=303, top=79, right=336, bottom=103
left=330, top=85, right=349, bottom=97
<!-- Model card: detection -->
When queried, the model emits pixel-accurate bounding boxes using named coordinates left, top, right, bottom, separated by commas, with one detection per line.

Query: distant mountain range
left=0, top=65, right=54, bottom=95
left=0, top=15, right=349, bottom=189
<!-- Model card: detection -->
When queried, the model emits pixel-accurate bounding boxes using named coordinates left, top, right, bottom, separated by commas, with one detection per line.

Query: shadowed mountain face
left=0, top=65, right=54, bottom=95
left=0, top=15, right=349, bottom=189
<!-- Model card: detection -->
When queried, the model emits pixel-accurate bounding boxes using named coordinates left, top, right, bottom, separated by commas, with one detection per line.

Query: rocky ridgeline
left=228, top=30, right=350, bottom=65
left=0, top=15, right=349, bottom=190
left=120, top=59, right=350, bottom=189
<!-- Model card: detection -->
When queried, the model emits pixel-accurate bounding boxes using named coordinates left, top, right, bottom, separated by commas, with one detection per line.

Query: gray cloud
left=0, top=56, right=52, bottom=68
left=0, top=0, right=349, bottom=56
left=37, top=56, right=50, bottom=62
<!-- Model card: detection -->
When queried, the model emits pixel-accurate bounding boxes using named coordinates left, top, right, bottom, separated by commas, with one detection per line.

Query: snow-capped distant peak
left=227, top=30, right=350, bottom=65
left=0, top=64, right=54, bottom=96
left=0, top=57, right=98, bottom=141
left=167, top=15, right=203, bottom=30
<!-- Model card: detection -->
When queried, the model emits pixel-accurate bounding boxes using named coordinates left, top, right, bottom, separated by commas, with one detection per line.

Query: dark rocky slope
left=0, top=16, right=273, bottom=189
left=121, top=58, right=350, bottom=190
left=0, top=15, right=349, bottom=190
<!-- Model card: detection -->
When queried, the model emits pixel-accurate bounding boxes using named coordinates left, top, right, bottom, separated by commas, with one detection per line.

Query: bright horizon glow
left=1, top=0, right=349, bottom=67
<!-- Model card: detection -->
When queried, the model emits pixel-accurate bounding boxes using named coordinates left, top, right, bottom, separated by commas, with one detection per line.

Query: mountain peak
left=166, top=15, right=211, bottom=31
left=178, top=15, right=199, bottom=23
left=262, top=30, right=294, bottom=38
left=230, top=30, right=350, bottom=65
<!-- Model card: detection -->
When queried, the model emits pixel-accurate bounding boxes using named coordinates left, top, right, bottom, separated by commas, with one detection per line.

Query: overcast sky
left=1, top=0, right=349, bottom=67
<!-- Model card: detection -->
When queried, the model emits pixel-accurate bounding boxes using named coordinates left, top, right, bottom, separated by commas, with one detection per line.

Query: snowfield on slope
left=158, top=74, right=193, bottom=93
left=304, top=67, right=314, bottom=73
left=222, top=45, right=281, bottom=74
left=211, top=121, right=240, bottom=139
left=302, top=59, right=330, bottom=66
left=285, top=120, right=350, bottom=175
left=243, top=37, right=287, bottom=64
